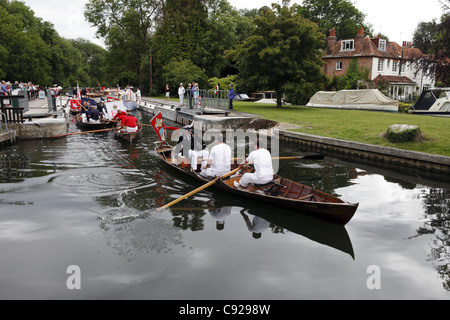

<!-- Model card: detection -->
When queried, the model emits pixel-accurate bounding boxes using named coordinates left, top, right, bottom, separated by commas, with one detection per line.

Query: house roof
left=374, top=75, right=416, bottom=85
left=324, top=35, right=424, bottom=61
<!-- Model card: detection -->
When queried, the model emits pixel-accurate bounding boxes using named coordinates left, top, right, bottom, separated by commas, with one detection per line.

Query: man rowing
left=86, top=106, right=101, bottom=124
left=121, top=112, right=139, bottom=133
left=175, top=125, right=208, bottom=171
left=234, top=139, right=274, bottom=189
left=200, top=135, right=231, bottom=179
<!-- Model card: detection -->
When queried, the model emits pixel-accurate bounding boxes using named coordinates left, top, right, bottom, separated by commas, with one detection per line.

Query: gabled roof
left=324, top=36, right=425, bottom=61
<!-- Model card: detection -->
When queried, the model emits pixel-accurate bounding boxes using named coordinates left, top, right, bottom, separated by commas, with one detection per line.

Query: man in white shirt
left=200, top=135, right=231, bottom=178
left=178, top=83, right=185, bottom=107
left=234, top=139, right=274, bottom=188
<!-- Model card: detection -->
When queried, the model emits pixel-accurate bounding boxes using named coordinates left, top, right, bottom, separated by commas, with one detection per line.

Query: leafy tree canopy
left=296, top=0, right=368, bottom=40
left=229, top=1, right=326, bottom=107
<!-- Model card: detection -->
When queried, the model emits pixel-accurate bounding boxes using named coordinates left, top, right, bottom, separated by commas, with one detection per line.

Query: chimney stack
left=327, top=28, right=337, bottom=55
left=357, top=27, right=364, bottom=37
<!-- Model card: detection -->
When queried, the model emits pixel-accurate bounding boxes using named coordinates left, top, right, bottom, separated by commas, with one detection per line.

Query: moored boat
left=411, top=88, right=450, bottom=115
left=155, top=144, right=359, bottom=225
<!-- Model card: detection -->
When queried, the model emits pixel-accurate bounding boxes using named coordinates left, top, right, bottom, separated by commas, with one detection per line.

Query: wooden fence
left=1, top=107, right=24, bottom=123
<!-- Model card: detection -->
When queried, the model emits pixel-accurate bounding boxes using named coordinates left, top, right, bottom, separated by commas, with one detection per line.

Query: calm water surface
left=0, top=113, right=449, bottom=300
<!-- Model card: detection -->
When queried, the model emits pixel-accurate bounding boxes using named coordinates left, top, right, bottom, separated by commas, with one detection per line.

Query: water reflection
left=168, top=199, right=355, bottom=259
left=1, top=111, right=450, bottom=298
left=414, top=188, right=450, bottom=291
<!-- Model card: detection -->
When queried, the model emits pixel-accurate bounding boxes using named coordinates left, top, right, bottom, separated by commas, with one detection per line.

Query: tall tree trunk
left=276, top=91, right=282, bottom=108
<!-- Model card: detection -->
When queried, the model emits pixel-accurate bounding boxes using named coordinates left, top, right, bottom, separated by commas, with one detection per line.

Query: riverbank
left=232, top=102, right=450, bottom=157
left=139, top=97, right=450, bottom=174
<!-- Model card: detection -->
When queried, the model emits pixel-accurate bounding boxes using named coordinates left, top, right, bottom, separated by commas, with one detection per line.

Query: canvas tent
left=307, top=89, right=399, bottom=112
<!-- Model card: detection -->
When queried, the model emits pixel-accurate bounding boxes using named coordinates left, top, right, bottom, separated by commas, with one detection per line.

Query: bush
left=398, top=102, right=413, bottom=113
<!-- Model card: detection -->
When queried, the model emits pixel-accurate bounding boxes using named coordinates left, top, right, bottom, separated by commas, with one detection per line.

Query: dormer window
left=341, top=40, right=355, bottom=51
left=379, top=39, right=386, bottom=51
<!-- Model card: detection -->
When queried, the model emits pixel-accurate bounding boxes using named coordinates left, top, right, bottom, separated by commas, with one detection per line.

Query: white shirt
left=178, top=86, right=185, bottom=96
left=247, top=148, right=274, bottom=178
left=245, top=216, right=270, bottom=233
left=209, top=143, right=231, bottom=174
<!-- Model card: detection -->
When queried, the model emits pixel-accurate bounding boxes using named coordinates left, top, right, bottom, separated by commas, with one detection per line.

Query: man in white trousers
left=234, top=139, right=274, bottom=189
left=178, top=83, right=185, bottom=107
left=200, top=135, right=232, bottom=179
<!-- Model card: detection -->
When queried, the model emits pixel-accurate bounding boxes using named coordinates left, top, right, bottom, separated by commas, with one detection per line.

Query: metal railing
left=1, top=107, right=24, bottom=124
left=0, top=112, right=7, bottom=133
left=183, top=89, right=230, bottom=110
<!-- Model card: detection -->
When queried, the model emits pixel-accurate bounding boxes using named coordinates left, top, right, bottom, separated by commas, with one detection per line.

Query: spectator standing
left=187, top=83, right=192, bottom=109
left=136, top=87, right=142, bottom=104
left=227, top=84, right=235, bottom=110
left=193, top=83, right=199, bottom=108
left=165, top=83, right=170, bottom=100
left=178, top=83, right=185, bottom=107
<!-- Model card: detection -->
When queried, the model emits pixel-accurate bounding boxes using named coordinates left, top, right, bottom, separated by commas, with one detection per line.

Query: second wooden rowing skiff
left=114, top=125, right=142, bottom=143
left=156, top=144, right=358, bottom=225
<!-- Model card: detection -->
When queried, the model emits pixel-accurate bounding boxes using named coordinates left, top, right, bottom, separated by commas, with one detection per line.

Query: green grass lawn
left=232, top=101, right=450, bottom=157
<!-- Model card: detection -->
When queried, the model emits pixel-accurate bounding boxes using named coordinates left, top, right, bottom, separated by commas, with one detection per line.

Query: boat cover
left=307, top=89, right=399, bottom=110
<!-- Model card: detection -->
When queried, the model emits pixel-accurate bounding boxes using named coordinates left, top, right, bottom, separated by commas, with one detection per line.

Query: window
left=336, top=61, right=343, bottom=70
left=392, top=61, right=398, bottom=72
left=379, top=39, right=386, bottom=51
left=341, top=40, right=354, bottom=51
left=377, top=59, right=384, bottom=72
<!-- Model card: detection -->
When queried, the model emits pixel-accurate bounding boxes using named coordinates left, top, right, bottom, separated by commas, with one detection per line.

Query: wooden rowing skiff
left=75, top=114, right=110, bottom=131
left=114, top=125, right=142, bottom=143
left=156, top=144, right=358, bottom=225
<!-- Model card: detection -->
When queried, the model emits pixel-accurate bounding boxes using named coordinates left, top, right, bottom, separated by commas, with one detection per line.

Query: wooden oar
left=52, top=128, right=114, bottom=138
left=158, top=167, right=242, bottom=211
left=231, top=154, right=324, bottom=161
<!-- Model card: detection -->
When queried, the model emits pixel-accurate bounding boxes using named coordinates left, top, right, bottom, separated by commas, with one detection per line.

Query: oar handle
left=230, top=155, right=324, bottom=161
left=158, top=167, right=241, bottom=211
left=52, top=128, right=114, bottom=138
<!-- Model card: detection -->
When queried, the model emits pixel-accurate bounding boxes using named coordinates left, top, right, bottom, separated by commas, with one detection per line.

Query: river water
left=0, top=112, right=449, bottom=300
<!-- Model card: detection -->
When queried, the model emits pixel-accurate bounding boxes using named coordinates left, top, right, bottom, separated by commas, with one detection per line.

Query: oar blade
left=299, top=154, right=325, bottom=160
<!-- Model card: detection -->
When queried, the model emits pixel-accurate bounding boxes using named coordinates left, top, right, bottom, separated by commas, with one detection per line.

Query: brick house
left=323, top=28, right=435, bottom=100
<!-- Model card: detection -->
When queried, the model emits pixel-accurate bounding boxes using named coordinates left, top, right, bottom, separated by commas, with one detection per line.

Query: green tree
left=151, top=0, right=209, bottom=92
left=413, top=20, right=439, bottom=54
left=329, top=58, right=370, bottom=91
left=296, top=0, right=367, bottom=40
left=162, top=59, right=208, bottom=93
left=229, top=1, right=326, bottom=108
left=412, top=3, right=450, bottom=86
left=0, top=1, right=52, bottom=85
left=85, top=0, right=160, bottom=91
left=198, top=0, right=255, bottom=78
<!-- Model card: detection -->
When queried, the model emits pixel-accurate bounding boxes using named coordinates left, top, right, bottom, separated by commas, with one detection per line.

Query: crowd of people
left=1, top=80, right=42, bottom=104
left=173, top=82, right=235, bottom=110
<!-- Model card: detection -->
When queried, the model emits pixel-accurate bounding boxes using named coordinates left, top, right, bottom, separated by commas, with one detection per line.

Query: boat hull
left=156, top=146, right=358, bottom=225
left=75, top=115, right=110, bottom=131
left=114, top=125, right=142, bottom=143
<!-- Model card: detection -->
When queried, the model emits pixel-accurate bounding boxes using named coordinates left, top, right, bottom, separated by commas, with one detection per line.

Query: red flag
left=107, top=96, right=120, bottom=102
left=150, top=112, right=167, bottom=141
left=70, top=99, right=81, bottom=111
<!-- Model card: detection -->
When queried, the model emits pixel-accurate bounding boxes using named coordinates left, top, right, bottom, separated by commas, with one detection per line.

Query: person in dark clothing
left=174, top=125, right=208, bottom=171
left=227, top=84, right=235, bottom=110
left=86, top=106, right=101, bottom=123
